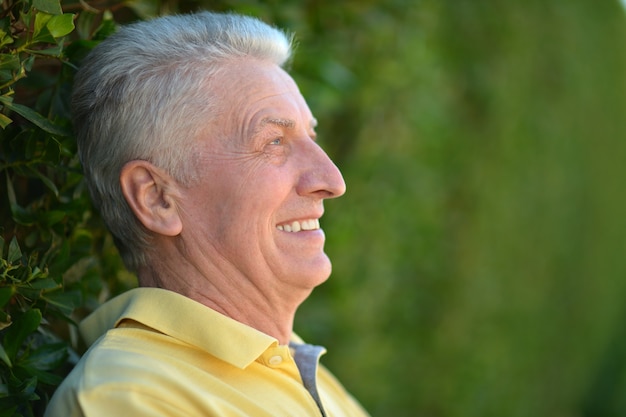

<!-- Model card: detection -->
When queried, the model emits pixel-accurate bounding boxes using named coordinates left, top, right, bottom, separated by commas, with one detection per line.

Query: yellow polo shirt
left=45, top=288, right=369, bottom=417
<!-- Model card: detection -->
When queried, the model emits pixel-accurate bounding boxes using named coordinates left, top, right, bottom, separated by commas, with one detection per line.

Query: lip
left=276, top=207, right=324, bottom=225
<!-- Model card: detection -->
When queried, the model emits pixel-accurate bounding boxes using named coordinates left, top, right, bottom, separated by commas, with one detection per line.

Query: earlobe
left=119, top=160, right=183, bottom=237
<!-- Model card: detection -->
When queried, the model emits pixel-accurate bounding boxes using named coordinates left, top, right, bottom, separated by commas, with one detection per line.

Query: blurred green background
left=285, top=1, right=626, bottom=416
left=2, top=0, right=626, bottom=416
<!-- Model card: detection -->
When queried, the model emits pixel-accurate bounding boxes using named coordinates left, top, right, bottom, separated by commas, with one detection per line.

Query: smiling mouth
left=276, top=219, right=320, bottom=233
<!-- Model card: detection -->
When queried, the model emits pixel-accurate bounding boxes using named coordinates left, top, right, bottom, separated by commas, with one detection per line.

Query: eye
left=269, top=138, right=282, bottom=145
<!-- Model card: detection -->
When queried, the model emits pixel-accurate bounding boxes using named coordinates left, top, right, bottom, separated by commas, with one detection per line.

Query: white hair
left=72, top=11, right=293, bottom=271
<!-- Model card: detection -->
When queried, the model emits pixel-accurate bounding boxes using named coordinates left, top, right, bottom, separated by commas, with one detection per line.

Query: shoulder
left=81, top=320, right=212, bottom=387
left=46, top=325, right=236, bottom=417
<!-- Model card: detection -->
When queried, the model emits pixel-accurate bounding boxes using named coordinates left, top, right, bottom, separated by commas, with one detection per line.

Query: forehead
left=208, top=59, right=314, bottom=135
left=210, top=59, right=299, bottom=105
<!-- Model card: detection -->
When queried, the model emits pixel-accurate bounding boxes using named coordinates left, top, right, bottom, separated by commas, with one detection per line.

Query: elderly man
left=45, top=11, right=369, bottom=417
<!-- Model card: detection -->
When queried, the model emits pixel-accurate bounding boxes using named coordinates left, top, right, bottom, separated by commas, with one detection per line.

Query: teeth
left=277, top=219, right=320, bottom=233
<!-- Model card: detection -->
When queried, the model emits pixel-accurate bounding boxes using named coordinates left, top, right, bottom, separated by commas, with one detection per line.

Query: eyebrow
left=260, top=117, right=318, bottom=131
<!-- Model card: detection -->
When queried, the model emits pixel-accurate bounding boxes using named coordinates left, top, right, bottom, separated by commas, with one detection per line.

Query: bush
left=0, top=1, right=130, bottom=415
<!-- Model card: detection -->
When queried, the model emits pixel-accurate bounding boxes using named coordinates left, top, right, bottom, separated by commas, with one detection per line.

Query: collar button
left=268, top=355, right=283, bottom=366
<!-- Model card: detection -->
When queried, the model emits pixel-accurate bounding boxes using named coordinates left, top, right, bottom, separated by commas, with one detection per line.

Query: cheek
left=185, top=158, right=296, bottom=229
left=237, top=163, right=294, bottom=202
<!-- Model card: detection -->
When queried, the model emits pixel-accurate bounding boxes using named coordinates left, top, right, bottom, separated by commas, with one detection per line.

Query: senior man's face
left=178, top=59, right=346, bottom=297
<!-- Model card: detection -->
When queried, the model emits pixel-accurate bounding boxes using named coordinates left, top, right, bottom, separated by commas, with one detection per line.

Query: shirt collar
left=79, top=287, right=279, bottom=369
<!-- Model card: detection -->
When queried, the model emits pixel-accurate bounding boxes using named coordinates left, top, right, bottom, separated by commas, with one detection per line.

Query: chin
left=301, top=261, right=333, bottom=288
left=282, top=257, right=330, bottom=287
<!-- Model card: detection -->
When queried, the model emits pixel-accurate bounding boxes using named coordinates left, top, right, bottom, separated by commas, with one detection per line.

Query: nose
left=296, top=140, right=346, bottom=199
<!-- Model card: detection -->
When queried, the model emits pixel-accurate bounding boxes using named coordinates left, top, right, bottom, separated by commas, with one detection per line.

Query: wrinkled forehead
left=211, top=58, right=300, bottom=103
left=203, top=58, right=314, bottom=140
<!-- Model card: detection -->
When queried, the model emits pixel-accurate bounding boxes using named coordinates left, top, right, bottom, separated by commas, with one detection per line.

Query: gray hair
left=72, top=11, right=293, bottom=271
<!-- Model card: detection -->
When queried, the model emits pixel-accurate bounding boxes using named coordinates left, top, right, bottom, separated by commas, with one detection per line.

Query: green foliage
left=0, top=0, right=132, bottom=415
left=1, top=2, right=78, bottom=415
left=292, top=2, right=626, bottom=417
left=2, top=0, right=626, bottom=416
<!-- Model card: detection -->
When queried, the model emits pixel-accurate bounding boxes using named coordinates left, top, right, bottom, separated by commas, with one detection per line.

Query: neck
left=137, top=251, right=310, bottom=345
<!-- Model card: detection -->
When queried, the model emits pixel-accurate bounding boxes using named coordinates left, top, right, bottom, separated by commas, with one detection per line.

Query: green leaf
left=0, top=113, right=11, bottom=128
left=14, top=376, right=39, bottom=401
left=0, top=310, right=11, bottom=331
left=0, top=70, right=12, bottom=84
left=3, top=175, right=36, bottom=227
left=0, top=343, right=11, bottom=367
left=0, top=286, right=14, bottom=307
left=0, top=54, right=20, bottom=71
left=33, top=0, right=63, bottom=15
left=25, top=266, right=45, bottom=283
left=15, top=287, right=42, bottom=300
left=28, top=278, right=58, bottom=291
left=40, top=210, right=66, bottom=227
left=2, top=309, right=42, bottom=361
left=33, top=12, right=53, bottom=41
left=19, top=9, right=34, bottom=31
left=23, top=55, right=35, bottom=72
left=26, top=165, right=59, bottom=197
left=41, top=290, right=80, bottom=316
left=19, top=365, right=63, bottom=385
left=10, top=204, right=38, bottom=227
left=30, top=44, right=63, bottom=56
left=0, top=96, right=70, bottom=137
left=31, top=13, right=74, bottom=45
left=47, top=14, right=75, bottom=38
left=19, top=342, right=67, bottom=371
left=0, top=33, right=14, bottom=49
left=7, top=237, right=22, bottom=264
left=93, top=15, right=118, bottom=41
left=3, top=171, right=17, bottom=207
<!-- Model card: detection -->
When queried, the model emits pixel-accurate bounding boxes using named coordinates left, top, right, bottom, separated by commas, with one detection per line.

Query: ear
left=119, top=160, right=183, bottom=237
